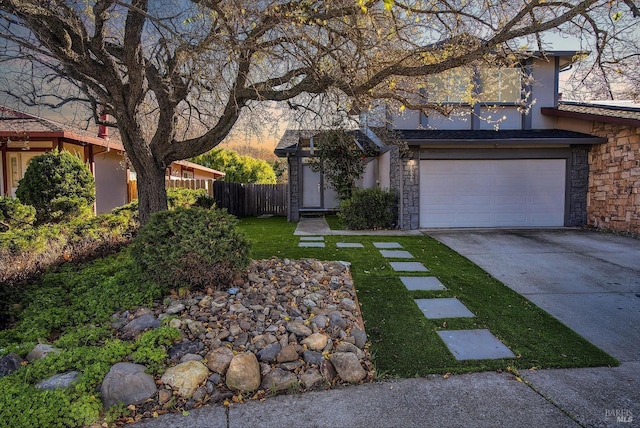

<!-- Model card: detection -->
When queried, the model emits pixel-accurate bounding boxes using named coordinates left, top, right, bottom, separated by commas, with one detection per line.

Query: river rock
left=35, top=371, right=80, bottom=390
left=287, top=321, right=312, bottom=337
left=121, top=313, right=160, bottom=336
left=335, top=342, right=366, bottom=359
left=300, top=368, right=324, bottom=388
left=340, top=298, right=357, bottom=311
left=330, top=352, right=366, bottom=383
left=205, top=347, right=234, bottom=374
left=168, top=341, right=204, bottom=361
left=161, top=361, right=209, bottom=398
left=302, top=351, right=324, bottom=366
left=261, top=368, right=297, bottom=392
left=328, top=311, right=347, bottom=329
left=0, top=353, right=23, bottom=377
left=276, top=345, right=299, bottom=363
left=100, top=363, right=157, bottom=409
left=257, top=343, right=281, bottom=362
left=226, top=353, right=261, bottom=392
left=350, top=328, right=368, bottom=349
left=301, top=333, right=328, bottom=351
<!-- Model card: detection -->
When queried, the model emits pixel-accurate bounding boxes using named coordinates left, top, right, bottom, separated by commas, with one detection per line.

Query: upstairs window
left=478, top=68, right=522, bottom=103
left=426, top=68, right=474, bottom=104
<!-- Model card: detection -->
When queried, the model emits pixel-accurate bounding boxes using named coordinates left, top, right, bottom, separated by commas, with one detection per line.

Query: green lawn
left=238, top=216, right=618, bottom=377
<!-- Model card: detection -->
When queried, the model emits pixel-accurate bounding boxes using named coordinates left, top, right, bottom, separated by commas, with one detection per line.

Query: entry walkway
left=293, top=216, right=421, bottom=236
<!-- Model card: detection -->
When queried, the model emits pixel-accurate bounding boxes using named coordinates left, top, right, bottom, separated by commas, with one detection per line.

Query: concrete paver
left=337, top=242, right=364, bottom=248
left=401, top=276, right=447, bottom=291
left=437, top=329, right=516, bottom=360
left=299, top=236, right=325, bottom=241
left=379, top=250, right=414, bottom=258
left=415, top=298, right=475, bottom=319
left=298, top=242, right=325, bottom=248
left=373, top=242, right=403, bottom=248
left=389, top=262, right=429, bottom=272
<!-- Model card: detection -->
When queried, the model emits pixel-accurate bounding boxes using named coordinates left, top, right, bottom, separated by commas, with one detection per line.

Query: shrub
left=339, top=188, right=397, bottom=230
left=131, top=207, right=251, bottom=291
left=0, top=197, right=36, bottom=231
left=15, top=150, right=95, bottom=224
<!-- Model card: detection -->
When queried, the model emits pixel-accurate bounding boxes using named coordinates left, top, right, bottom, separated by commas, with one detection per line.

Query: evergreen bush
left=131, top=207, right=251, bottom=290
left=15, top=150, right=95, bottom=224
left=0, top=197, right=36, bottom=231
left=339, top=188, right=397, bottom=230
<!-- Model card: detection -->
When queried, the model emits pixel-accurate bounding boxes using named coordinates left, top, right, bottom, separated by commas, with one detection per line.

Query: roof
left=395, top=129, right=606, bottom=145
left=274, top=129, right=383, bottom=157
left=541, top=101, right=640, bottom=127
left=0, top=105, right=124, bottom=150
left=1, top=105, right=225, bottom=176
left=174, top=159, right=225, bottom=177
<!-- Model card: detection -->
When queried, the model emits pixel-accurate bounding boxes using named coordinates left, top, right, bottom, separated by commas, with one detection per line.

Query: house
left=0, top=106, right=224, bottom=213
left=541, top=101, right=640, bottom=236
left=276, top=51, right=612, bottom=229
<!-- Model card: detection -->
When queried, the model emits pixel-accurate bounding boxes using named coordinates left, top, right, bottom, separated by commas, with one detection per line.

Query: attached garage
left=419, top=159, right=566, bottom=228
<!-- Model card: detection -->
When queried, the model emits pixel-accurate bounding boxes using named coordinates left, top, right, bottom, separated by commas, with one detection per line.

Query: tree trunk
left=136, top=164, right=168, bottom=225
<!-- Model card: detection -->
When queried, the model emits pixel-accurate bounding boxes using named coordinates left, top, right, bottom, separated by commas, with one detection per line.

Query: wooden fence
left=127, top=178, right=287, bottom=217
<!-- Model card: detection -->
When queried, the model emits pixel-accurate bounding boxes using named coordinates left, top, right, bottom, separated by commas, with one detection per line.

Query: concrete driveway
left=428, top=229, right=640, bottom=426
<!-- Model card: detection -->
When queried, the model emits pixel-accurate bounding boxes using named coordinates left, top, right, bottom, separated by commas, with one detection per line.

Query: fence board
left=127, top=178, right=287, bottom=216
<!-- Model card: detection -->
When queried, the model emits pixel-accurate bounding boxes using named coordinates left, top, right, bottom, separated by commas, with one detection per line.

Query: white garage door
left=420, top=159, right=566, bottom=228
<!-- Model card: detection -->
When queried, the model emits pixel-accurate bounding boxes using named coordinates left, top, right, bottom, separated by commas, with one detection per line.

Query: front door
left=302, top=164, right=321, bottom=207
left=8, top=152, right=38, bottom=196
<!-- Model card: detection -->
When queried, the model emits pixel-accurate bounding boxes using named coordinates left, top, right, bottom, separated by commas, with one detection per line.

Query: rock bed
left=109, top=257, right=373, bottom=419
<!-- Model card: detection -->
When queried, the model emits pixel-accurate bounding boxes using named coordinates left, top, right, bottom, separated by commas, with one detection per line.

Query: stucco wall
left=94, top=150, right=128, bottom=213
left=588, top=123, right=640, bottom=235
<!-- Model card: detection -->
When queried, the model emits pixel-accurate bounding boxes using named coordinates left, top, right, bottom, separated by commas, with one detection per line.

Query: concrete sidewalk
left=294, top=216, right=422, bottom=236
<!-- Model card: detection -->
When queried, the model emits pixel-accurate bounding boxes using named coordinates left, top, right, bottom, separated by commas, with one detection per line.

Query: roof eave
left=406, top=137, right=606, bottom=146
left=541, top=107, right=640, bottom=128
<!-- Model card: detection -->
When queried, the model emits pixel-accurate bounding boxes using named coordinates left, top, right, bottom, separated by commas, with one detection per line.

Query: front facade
left=1, top=106, right=224, bottom=213
left=542, top=102, right=640, bottom=236
left=276, top=52, right=609, bottom=229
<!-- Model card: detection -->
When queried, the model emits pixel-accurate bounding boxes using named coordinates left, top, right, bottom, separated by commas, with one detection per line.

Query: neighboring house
left=276, top=51, right=610, bottom=229
left=0, top=106, right=224, bottom=213
left=541, top=101, right=640, bottom=236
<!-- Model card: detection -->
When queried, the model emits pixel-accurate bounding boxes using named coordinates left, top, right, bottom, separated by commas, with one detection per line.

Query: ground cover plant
left=237, top=217, right=618, bottom=377
left=0, top=215, right=618, bottom=427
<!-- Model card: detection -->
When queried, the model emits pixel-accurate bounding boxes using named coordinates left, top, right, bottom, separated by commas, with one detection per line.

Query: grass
left=324, top=215, right=345, bottom=230
left=238, top=216, right=618, bottom=377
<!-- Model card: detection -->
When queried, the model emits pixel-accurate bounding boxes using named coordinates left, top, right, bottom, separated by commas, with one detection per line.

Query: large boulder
left=26, top=344, right=59, bottom=362
left=101, top=363, right=157, bottom=409
left=35, top=371, right=80, bottom=390
left=225, top=353, right=260, bottom=392
left=161, top=361, right=210, bottom=398
left=0, top=353, right=23, bottom=377
left=330, top=352, right=366, bottom=383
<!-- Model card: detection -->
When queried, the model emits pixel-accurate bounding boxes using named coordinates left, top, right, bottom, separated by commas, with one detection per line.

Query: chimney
left=98, top=112, right=109, bottom=139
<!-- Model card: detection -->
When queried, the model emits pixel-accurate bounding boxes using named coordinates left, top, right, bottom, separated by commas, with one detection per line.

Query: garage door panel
left=420, top=159, right=566, bottom=228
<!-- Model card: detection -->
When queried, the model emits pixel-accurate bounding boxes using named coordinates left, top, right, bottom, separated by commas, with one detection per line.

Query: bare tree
left=0, top=0, right=637, bottom=223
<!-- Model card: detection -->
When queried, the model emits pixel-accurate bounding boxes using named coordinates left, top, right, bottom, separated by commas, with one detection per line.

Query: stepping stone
left=373, top=242, right=402, bottom=249
left=298, top=242, right=325, bottom=248
left=437, top=329, right=516, bottom=361
left=300, top=236, right=324, bottom=241
left=414, top=298, right=474, bottom=319
left=401, top=277, right=446, bottom=291
left=389, top=262, right=428, bottom=272
left=337, top=243, right=364, bottom=248
left=380, top=250, right=414, bottom=259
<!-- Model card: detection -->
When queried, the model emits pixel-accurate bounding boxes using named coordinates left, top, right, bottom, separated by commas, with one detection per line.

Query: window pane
left=426, top=68, right=473, bottom=103
left=479, top=68, right=521, bottom=102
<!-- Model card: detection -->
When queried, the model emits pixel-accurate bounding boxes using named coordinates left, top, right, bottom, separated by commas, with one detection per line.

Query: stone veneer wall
left=288, top=157, right=300, bottom=222
left=588, top=123, right=640, bottom=235
left=399, top=148, right=420, bottom=230
left=569, top=147, right=589, bottom=227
